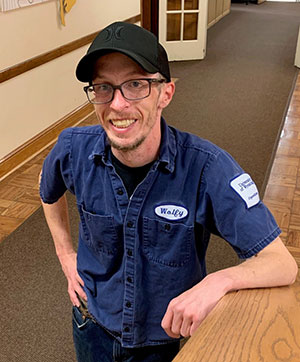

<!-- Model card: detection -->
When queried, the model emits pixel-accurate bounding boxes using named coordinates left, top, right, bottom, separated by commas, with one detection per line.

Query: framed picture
left=0, top=0, right=52, bottom=12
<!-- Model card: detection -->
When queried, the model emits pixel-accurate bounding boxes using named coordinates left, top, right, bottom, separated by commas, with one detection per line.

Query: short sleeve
left=197, top=149, right=281, bottom=259
left=39, top=129, right=74, bottom=204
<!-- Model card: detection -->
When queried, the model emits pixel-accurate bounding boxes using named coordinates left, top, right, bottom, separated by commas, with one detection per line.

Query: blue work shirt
left=40, top=118, right=281, bottom=348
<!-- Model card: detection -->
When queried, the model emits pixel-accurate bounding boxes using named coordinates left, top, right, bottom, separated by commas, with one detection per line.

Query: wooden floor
left=264, top=72, right=300, bottom=267
left=0, top=74, right=300, bottom=268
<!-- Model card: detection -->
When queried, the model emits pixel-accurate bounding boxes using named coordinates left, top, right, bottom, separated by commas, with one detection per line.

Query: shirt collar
left=88, top=117, right=176, bottom=173
left=87, top=127, right=109, bottom=162
left=158, top=117, right=176, bottom=173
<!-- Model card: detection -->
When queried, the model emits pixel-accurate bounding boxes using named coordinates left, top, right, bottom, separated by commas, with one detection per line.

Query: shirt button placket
left=123, top=217, right=135, bottom=343
left=121, top=175, right=156, bottom=346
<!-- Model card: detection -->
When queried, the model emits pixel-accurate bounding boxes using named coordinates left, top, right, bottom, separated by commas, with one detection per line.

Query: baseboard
left=207, top=19, right=216, bottom=29
left=0, top=102, right=94, bottom=180
left=208, top=9, right=230, bottom=30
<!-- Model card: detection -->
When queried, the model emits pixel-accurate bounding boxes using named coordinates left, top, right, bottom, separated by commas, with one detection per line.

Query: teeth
left=111, top=119, right=135, bottom=128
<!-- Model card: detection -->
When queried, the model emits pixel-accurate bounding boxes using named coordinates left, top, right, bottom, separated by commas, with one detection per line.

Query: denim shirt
left=40, top=118, right=280, bottom=348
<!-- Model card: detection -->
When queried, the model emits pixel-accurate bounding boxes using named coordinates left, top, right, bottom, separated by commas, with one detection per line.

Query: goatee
left=108, top=136, right=146, bottom=152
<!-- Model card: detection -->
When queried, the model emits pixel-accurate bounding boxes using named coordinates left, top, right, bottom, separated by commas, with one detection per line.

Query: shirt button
left=124, top=327, right=130, bottom=333
left=117, top=188, right=124, bottom=195
left=127, top=249, right=133, bottom=257
left=126, top=301, right=132, bottom=308
left=165, top=224, right=171, bottom=231
left=127, top=276, right=133, bottom=283
left=127, top=221, right=134, bottom=228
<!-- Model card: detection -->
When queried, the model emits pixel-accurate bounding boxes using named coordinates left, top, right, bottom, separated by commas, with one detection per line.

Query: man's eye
left=93, top=84, right=111, bottom=93
left=127, top=80, right=143, bottom=89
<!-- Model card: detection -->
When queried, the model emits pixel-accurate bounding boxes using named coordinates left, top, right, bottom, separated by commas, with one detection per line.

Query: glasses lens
left=87, top=84, right=113, bottom=104
left=122, top=80, right=150, bottom=100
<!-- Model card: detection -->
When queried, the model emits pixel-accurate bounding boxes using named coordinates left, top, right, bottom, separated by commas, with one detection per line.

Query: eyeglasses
left=83, top=78, right=166, bottom=104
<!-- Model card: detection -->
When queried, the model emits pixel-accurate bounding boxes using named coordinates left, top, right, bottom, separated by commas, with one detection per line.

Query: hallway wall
left=0, top=0, right=140, bottom=159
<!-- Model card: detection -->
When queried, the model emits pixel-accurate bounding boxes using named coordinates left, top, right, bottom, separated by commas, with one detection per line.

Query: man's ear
left=159, top=81, right=175, bottom=109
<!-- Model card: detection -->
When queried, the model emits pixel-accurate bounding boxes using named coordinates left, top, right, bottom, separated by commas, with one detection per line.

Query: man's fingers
left=162, top=297, right=204, bottom=338
left=76, top=272, right=85, bottom=288
left=161, top=276, right=227, bottom=339
left=67, top=273, right=87, bottom=306
left=190, top=319, right=202, bottom=336
left=172, top=305, right=194, bottom=337
left=75, top=273, right=87, bottom=300
left=162, top=301, right=183, bottom=338
left=161, top=308, right=172, bottom=332
left=75, top=286, right=87, bottom=302
left=161, top=307, right=180, bottom=338
left=180, top=317, right=192, bottom=337
left=59, top=252, right=87, bottom=306
left=171, top=308, right=184, bottom=337
left=68, top=286, right=80, bottom=307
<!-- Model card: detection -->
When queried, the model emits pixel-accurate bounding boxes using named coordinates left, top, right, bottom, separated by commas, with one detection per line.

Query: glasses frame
left=83, top=78, right=166, bottom=105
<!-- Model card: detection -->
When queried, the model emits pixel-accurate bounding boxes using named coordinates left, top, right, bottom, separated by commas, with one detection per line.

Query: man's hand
left=40, top=193, right=88, bottom=307
left=161, top=237, right=298, bottom=338
left=161, top=273, right=231, bottom=338
left=58, top=251, right=87, bottom=307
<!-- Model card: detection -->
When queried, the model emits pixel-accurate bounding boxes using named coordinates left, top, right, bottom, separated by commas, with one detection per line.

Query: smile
left=110, top=119, right=136, bottom=129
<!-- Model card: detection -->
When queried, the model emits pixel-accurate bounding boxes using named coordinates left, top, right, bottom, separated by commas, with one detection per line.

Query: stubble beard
left=105, top=105, right=160, bottom=153
left=108, top=135, right=146, bottom=152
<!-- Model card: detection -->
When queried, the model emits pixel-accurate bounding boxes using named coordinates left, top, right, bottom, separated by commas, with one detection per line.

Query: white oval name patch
left=154, top=205, right=188, bottom=221
left=230, top=173, right=260, bottom=208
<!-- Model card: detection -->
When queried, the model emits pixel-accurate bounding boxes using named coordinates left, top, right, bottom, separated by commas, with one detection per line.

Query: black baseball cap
left=76, top=22, right=171, bottom=83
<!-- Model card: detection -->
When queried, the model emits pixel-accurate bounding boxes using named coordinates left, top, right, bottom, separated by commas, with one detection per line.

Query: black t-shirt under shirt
left=111, top=151, right=154, bottom=198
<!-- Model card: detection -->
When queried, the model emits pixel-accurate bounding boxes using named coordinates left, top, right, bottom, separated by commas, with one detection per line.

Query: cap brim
left=76, top=48, right=159, bottom=83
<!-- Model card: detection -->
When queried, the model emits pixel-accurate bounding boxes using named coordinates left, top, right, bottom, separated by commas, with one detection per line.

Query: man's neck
left=111, top=144, right=159, bottom=168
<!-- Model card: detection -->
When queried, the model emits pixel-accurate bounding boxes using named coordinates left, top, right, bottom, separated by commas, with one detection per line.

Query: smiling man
left=39, top=22, right=298, bottom=362
left=89, top=52, right=170, bottom=166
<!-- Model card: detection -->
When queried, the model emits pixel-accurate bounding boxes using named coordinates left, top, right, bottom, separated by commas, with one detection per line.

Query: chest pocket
left=79, top=206, right=123, bottom=267
left=143, top=217, right=193, bottom=267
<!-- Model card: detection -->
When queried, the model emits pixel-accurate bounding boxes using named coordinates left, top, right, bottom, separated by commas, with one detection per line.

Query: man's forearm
left=217, top=237, right=298, bottom=294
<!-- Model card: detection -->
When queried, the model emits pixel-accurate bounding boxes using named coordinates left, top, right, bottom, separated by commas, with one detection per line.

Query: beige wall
left=0, top=0, right=140, bottom=159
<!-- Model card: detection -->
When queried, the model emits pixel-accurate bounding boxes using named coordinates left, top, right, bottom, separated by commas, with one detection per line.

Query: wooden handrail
left=0, top=14, right=141, bottom=84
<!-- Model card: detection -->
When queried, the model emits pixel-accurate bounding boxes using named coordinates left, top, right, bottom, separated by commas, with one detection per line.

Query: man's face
left=92, top=52, right=174, bottom=153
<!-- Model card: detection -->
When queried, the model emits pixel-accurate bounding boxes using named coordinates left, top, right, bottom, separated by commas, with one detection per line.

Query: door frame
left=141, top=0, right=207, bottom=61
left=141, top=0, right=159, bottom=36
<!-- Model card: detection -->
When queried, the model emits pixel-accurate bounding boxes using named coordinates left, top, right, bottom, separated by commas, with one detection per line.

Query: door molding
left=141, top=0, right=159, bottom=36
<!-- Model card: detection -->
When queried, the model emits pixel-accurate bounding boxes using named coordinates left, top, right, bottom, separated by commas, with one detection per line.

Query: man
left=40, top=22, right=298, bottom=362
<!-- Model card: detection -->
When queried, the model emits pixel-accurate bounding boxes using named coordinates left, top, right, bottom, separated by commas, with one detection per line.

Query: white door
left=159, top=0, right=208, bottom=61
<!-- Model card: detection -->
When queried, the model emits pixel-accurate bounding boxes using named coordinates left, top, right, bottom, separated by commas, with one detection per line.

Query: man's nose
left=110, top=89, right=130, bottom=111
